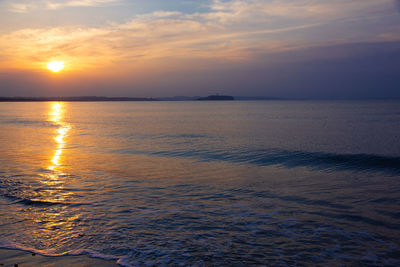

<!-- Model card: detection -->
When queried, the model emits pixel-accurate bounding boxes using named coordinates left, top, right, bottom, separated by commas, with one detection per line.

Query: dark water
left=0, top=101, right=399, bottom=266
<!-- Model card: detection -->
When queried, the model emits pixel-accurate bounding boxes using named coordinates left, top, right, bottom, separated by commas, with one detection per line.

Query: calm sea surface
left=0, top=101, right=399, bottom=266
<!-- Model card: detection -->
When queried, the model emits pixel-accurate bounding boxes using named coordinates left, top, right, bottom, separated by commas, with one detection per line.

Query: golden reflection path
left=48, top=102, right=71, bottom=172
left=37, top=102, right=72, bottom=205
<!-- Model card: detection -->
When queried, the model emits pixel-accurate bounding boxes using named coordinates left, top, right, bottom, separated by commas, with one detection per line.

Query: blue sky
left=0, top=0, right=399, bottom=98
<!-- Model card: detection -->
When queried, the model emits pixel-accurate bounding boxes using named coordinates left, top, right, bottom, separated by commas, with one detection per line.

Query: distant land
left=197, top=95, right=234, bottom=101
left=0, top=95, right=284, bottom=102
left=234, top=96, right=283, bottom=100
left=158, top=96, right=200, bottom=101
left=0, top=96, right=158, bottom=102
left=158, top=96, right=283, bottom=101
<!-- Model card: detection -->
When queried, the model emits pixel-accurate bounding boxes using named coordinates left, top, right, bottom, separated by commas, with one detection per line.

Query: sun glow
left=47, top=61, right=65, bottom=72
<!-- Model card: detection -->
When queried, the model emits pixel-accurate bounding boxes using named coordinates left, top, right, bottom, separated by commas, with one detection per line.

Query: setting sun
left=47, top=61, right=65, bottom=72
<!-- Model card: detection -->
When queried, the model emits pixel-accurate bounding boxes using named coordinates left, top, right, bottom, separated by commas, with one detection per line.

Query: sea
left=0, top=100, right=399, bottom=266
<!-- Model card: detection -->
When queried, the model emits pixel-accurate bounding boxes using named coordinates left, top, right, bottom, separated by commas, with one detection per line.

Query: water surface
left=0, top=101, right=399, bottom=266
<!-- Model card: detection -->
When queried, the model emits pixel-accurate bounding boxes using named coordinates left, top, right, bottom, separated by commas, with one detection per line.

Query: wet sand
left=0, top=249, right=119, bottom=267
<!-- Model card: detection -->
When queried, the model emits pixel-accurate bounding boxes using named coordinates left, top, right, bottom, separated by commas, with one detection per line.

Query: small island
left=197, top=95, right=234, bottom=101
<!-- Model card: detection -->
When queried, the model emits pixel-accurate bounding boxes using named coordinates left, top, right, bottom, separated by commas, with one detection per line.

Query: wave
left=114, top=148, right=400, bottom=175
left=2, top=194, right=82, bottom=207
left=0, top=179, right=84, bottom=207
left=0, top=190, right=85, bottom=207
left=0, top=240, right=126, bottom=266
left=0, top=119, right=59, bottom=128
left=245, top=149, right=400, bottom=173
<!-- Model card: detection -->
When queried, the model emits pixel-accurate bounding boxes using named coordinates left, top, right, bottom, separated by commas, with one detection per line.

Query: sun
left=47, top=61, right=65, bottom=72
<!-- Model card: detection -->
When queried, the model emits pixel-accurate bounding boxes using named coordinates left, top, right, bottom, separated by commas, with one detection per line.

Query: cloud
left=8, top=2, right=30, bottom=13
left=195, top=0, right=391, bottom=26
left=0, top=0, right=397, bottom=72
left=134, top=11, right=183, bottom=21
left=45, top=0, right=121, bottom=10
left=6, top=0, right=121, bottom=12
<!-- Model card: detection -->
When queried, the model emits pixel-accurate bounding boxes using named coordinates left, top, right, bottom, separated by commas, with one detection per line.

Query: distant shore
left=0, top=96, right=158, bottom=102
left=1, top=96, right=398, bottom=102
left=197, top=95, right=234, bottom=101
left=0, top=248, right=119, bottom=267
left=0, top=95, right=284, bottom=102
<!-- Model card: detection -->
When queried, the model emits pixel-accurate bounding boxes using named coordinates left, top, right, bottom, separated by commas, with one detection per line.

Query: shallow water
left=0, top=101, right=399, bottom=266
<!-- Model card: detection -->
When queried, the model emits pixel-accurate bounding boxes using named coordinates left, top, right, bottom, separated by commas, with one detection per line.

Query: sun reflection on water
left=48, top=102, right=71, bottom=171
left=36, top=101, right=73, bottom=205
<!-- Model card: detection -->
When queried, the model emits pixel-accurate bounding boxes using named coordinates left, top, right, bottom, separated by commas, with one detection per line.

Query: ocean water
left=0, top=100, right=399, bottom=266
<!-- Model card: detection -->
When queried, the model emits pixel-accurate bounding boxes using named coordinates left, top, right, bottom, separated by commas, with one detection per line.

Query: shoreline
left=0, top=248, right=119, bottom=267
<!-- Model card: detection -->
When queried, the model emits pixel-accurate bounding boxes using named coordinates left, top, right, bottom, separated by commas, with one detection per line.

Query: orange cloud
left=0, top=0, right=396, bottom=73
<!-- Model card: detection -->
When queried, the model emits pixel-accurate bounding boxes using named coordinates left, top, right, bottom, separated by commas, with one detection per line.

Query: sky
left=0, top=0, right=399, bottom=98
